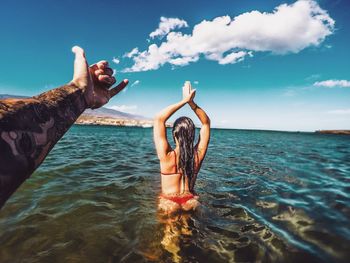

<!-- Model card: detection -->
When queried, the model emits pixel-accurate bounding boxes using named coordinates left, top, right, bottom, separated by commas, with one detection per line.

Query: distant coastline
left=75, top=107, right=157, bottom=128
left=315, top=130, right=350, bottom=135
left=75, top=115, right=154, bottom=128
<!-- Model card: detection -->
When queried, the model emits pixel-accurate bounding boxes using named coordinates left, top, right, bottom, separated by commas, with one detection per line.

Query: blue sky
left=0, top=0, right=349, bottom=131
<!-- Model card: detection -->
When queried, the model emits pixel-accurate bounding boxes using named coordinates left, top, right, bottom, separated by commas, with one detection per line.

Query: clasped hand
left=182, top=81, right=196, bottom=103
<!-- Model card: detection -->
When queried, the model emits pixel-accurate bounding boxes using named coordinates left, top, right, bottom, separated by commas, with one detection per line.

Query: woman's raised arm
left=153, top=85, right=196, bottom=160
left=183, top=82, right=211, bottom=161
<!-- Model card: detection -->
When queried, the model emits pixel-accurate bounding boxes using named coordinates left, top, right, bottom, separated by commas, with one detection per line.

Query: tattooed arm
left=0, top=46, right=129, bottom=208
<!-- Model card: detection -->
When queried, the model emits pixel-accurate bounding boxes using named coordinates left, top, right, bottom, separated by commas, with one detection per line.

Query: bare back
left=160, top=149, right=202, bottom=195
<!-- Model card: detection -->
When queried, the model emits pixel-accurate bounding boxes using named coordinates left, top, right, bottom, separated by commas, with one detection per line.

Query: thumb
left=72, top=46, right=90, bottom=87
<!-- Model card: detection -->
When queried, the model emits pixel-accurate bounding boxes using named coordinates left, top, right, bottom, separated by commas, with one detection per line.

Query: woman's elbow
left=204, top=117, right=211, bottom=126
left=154, top=114, right=165, bottom=124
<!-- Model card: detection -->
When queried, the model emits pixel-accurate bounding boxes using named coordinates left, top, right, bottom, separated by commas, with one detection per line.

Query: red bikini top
left=161, top=150, right=200, bottom=176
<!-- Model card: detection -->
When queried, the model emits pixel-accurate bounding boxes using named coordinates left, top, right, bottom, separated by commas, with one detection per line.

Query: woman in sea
left=153, top=81, right=211, bottom=214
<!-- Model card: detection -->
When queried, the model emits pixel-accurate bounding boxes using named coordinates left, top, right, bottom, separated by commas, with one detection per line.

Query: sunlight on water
left=0, top=126, right=349, bottom=262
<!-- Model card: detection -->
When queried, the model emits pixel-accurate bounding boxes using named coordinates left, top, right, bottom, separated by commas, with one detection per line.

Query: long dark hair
left=172, top=116, right=196, bottom=191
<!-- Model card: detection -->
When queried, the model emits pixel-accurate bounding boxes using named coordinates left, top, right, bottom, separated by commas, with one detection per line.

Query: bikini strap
left=174, top=150, right=178, bottom=173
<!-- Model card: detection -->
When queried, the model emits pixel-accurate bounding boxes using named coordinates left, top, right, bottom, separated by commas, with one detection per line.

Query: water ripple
left=0, top=126, right=349, bottom=262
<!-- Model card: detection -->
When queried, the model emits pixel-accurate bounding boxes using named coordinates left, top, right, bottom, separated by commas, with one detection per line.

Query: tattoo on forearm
left=0, top=83, right=86, bottom=207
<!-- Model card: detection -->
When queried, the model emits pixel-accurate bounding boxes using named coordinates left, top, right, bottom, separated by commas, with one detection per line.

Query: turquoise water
left=0, top=125, right=349, bottom=262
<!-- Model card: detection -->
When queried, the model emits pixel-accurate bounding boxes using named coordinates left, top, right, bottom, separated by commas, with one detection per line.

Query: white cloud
left=218, top=51, right=251, bottom=65
left=169, top=56, right=199, bottom=66
left=108, top=105, right=138, bottom=114
left=131, top=80, right=140, bottom=87
left=112, top=57, right=120, bottom=64
left=123, top=0, right=334, bottom=72
left=327, top=109, right=350, bottom=115
left=149, top=16, right=188, bottom=39
left=124, top=47, right=139, bottom=58
left=194, top=80, right=199, bottom=85
left=313, top=79, right=350, bottom=88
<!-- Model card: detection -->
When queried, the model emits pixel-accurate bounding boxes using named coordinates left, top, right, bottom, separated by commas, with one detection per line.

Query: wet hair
left=172, top=117, right=196, bottom=191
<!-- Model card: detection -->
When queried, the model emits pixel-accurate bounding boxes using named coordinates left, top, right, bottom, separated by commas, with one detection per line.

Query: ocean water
left=0, top=125, right=349, bottom=263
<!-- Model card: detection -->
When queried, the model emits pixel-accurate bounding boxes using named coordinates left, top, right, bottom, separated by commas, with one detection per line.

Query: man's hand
left=0, top=46, right=131, bottom=208
left=71, top=46, right=129, bottom=109
left=182, top=81, right=196, bottom=103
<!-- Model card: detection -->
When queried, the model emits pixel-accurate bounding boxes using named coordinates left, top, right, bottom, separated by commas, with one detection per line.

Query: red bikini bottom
left=160, top=193, right=197, bottom=205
